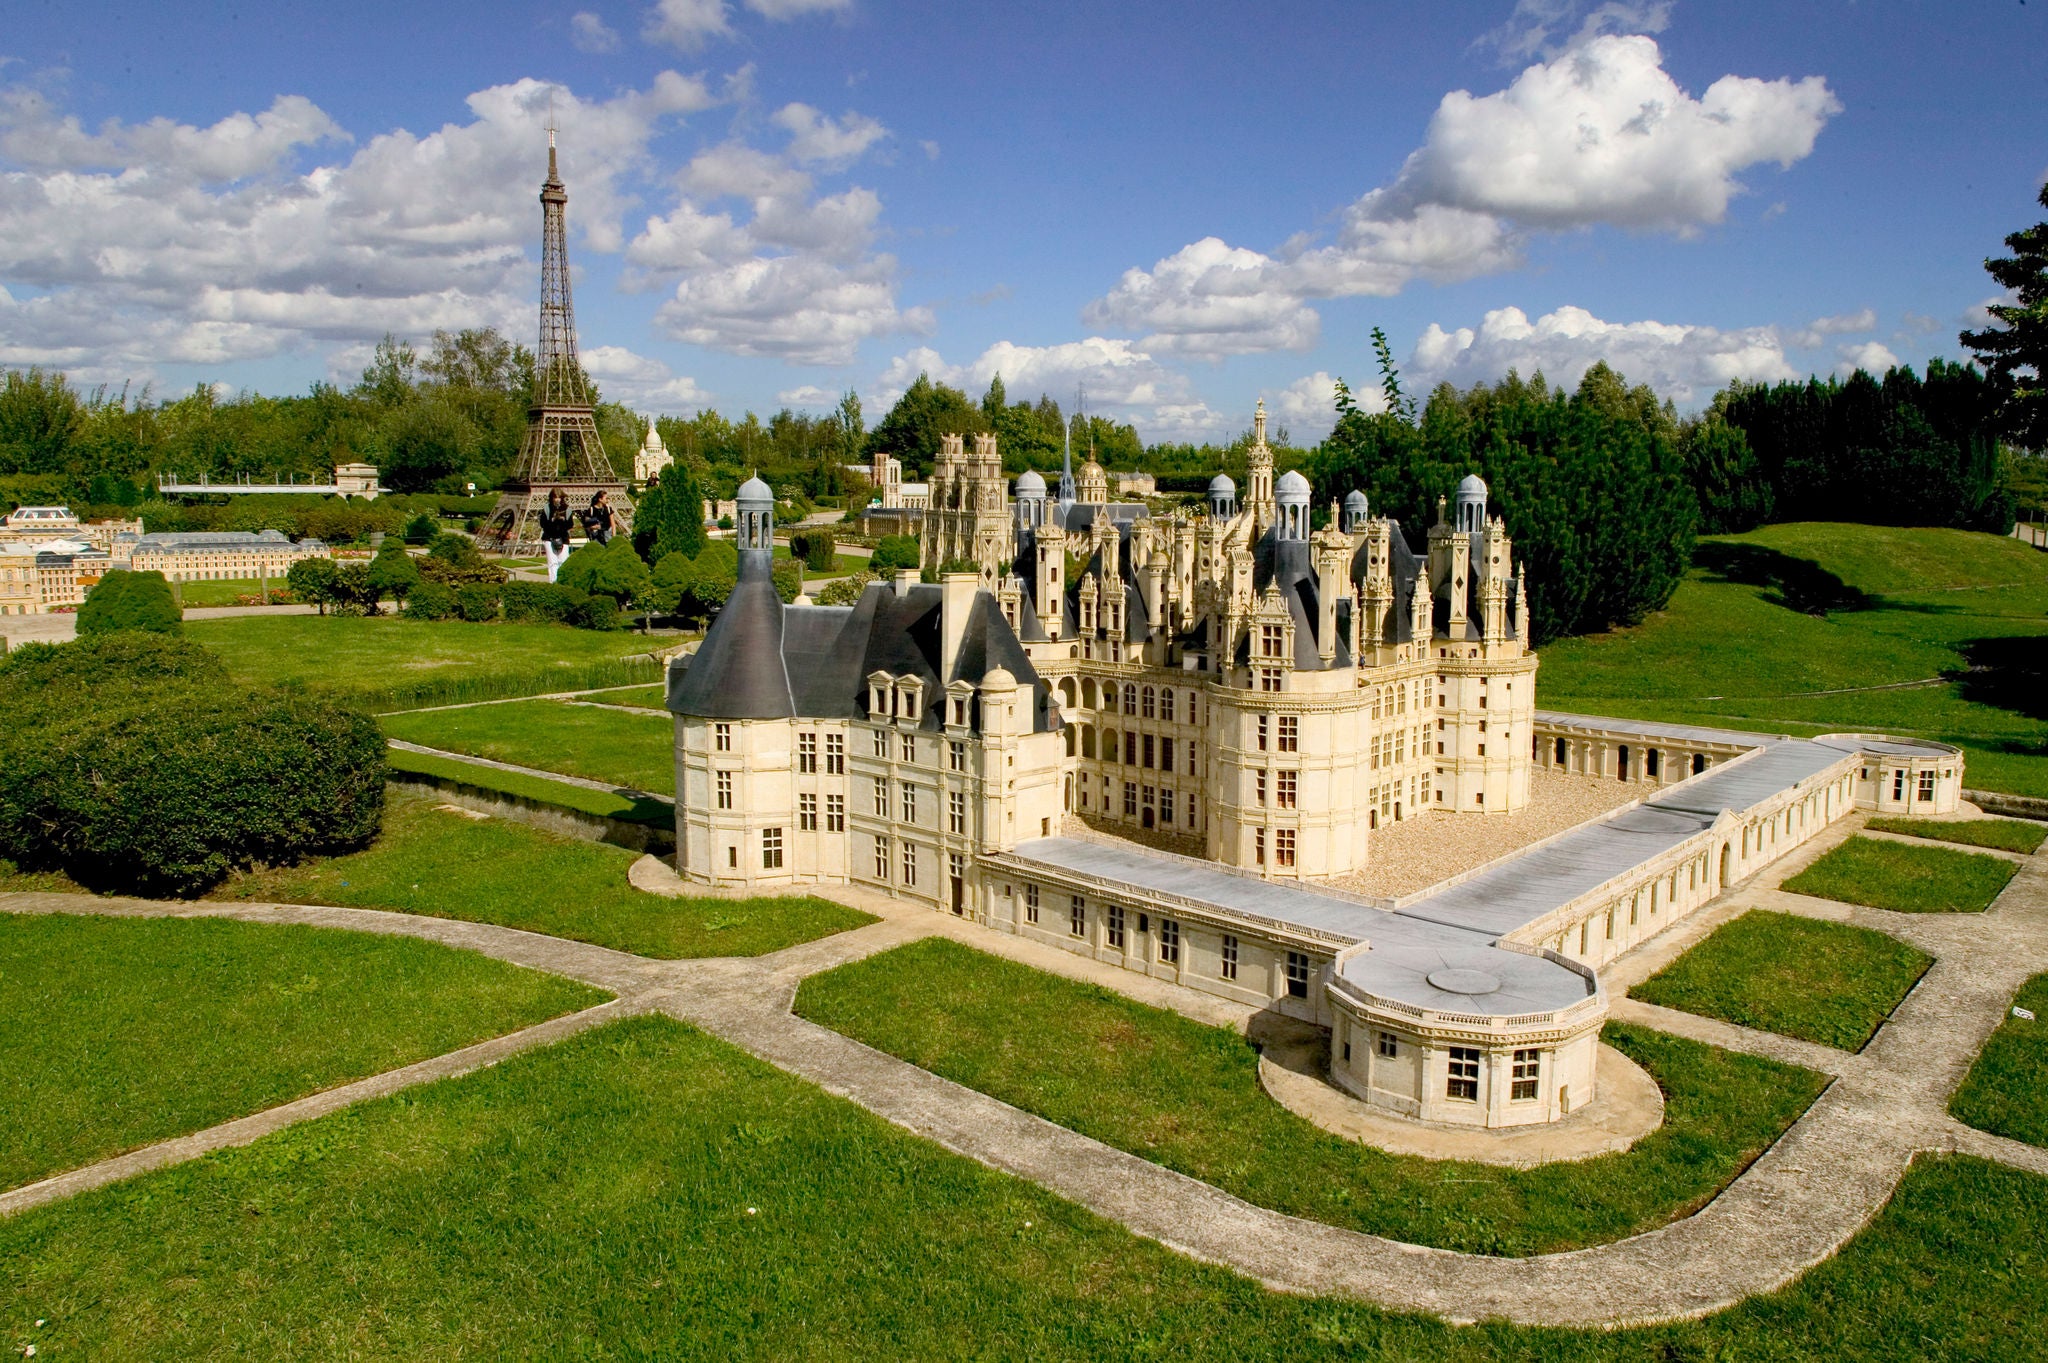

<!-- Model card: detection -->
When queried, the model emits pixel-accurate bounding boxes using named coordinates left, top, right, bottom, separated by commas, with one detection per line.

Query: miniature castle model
left=667, top=408, right=1966, bottom=1132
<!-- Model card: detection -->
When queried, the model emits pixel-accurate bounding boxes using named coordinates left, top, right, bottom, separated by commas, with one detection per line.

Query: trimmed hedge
left=78, top=570, right=180, bottom=636
left=0, top=633, right=385, bottom=897
left=402, top=581, right=458, bottom=620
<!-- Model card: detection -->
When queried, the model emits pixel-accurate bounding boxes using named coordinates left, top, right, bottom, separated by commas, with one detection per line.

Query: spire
left=1058, top=401, right=1076, bottom=504
left=1253, top=398, right=1268, bottom=448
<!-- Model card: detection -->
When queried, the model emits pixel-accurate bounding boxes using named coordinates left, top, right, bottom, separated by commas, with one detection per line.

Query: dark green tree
left=870, top=534, right=921, bottom=572
left=286, top=557, right=340, bottom=614
left=866, top=373, right=986, bottom=479
left=1961, top=181, right=2048, bottom=452
left=365, top=540, right=420, bottom=609
left=1682, top=411, right=1775, bottom=533
left=77, top=570, right=181, bottom=637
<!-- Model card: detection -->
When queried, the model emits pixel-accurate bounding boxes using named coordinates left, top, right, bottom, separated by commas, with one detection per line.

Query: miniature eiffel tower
left=476, top=125, right=634, bottom=555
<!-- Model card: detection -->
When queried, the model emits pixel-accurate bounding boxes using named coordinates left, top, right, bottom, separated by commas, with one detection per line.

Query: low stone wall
left=385, top=772, right=676, bottom=857
left=1965, top=789, right=2048, bottom=823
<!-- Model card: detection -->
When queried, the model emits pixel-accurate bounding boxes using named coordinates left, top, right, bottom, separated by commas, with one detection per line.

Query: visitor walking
left=583, top=489, right=615, bottom=545
left=540, top=489, right=574, bottom=582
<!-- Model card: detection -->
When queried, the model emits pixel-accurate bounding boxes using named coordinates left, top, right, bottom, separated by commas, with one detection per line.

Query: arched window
left=1159, top=689, right=1175, bottom=723
left=1123, top=685, right=1138, bottom=716
left=1142, top=686, right=1156, bottom=719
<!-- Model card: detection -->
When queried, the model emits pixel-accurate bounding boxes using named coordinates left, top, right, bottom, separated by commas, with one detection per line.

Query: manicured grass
left=1866, top=815, right=2046, bottom=855
left=0, top=913, right=604, bottom=1192
left=221, top=792, right=870, bottom=959
left=0, top=1015, right=2037, bottom=1360
left=771, top=543, right=862, bottom=573
left=1539, top=523, right=2048, bottom=798
left=1952, top=973, right=2048, bottom=1149
left=1785, top=836, right=2019, bottom=913
left=379, top=697, right=676, bottom=794
left=383, top=747, right=674, bottom=827
left=174, top=577, right=283, bottom=607
left=592, top=682, right=669, bottom=709
left=186, top=614, right=660, bottom=710
left=1630, top=909, right=1931, bottom=1051
left=795, top=938, right=1826, bottom=1256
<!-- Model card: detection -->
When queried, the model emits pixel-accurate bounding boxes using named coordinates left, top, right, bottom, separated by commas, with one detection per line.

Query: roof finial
left=1253, top=398, right=1268, bottom=447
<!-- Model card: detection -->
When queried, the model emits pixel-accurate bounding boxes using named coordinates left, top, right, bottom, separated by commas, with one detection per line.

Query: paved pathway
left=4, top=815, right=2047, bottom=1328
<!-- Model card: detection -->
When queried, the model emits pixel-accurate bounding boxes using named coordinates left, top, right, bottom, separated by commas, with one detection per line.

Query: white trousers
left=543, top=541, right=572, bottom=582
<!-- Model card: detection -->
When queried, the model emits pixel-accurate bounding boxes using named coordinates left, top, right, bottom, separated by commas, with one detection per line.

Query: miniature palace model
left=666, top=408, right=1965, bottom=1131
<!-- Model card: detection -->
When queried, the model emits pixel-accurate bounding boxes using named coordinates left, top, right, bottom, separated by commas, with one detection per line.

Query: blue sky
left=0, top=0, right=2041, bottom=440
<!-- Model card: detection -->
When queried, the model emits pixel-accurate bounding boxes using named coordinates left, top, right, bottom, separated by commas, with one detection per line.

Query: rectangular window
left=798, top=732, right=817, bottom=772
left=1277, top=770, right=1297, bottom=809
left=1259, top=668, right=1283, bottom=692
left=826, top=733, right=845, bottom=773
left=799, top=793, right=817, bottom=830
left=762, top=827, right=783, bottom=869
left=1892, top=768, right=1905, bottom=801
left=1511, top=1048, right=1540, bottom=1102
left=874, top=835, right=890, bottom=879
left=1123, top=782, right=1138, bottom=817
left=1142, top=687, right=1156, bottom=719
left=900, top=732, right=916, bottom=762
left=1161, top=736, right=1175, bottom=772
left=872, top=728, right=889, bottom=758
left=1188, top=792, right=1199, bottom=826
left=1107, top=904, right=1126, bottom=949
left=1275, top=828, right=1296, bottom=867
left=1024, top=883, right=1040, bottom=925
left=1221, top=933, right=1239, bottom=981
left=1285, top=950, right=1310, bottom=998
left=873, top=776, right=889, bottom=817
left=826, top=793, right=845, bottom=832
left=1160, top=791, right=1174, bottom=825
left=1159, top=918, right=1180, bottom=964
left=1278, top=716, right=1298, bottom=752
left=1070, top=895, right=1086, bottom=938
left=1256, top=770, right=1268, bottom=806
left=950, top=739, right=966, bottom=772
left=1377, top=1031, right=1397, bottom=1059
left=1255, top=828, right=1266, bottom=865
left=714, top=722, right=732, bottom=752
left=1448, top=1047, right=1480, bottom=1101
left=902, top=783, right=917, bottom=824
left=1261, top=623, right=1284, bottom=657
left=1918, top=770, right=1935, bottom=802
left=949, top=789, right=967, bottom=834
left=1160, top=690, right=1175, bottom=723
left=715, top=771, right=733, bottom=810
left=1256, top=715, right=1269, bottom=751
left=1125, top=731, right=1138, bottom=765
left=1142, top=733, right=1155, bottom=769
left=901, top=841, right=917, bottom=886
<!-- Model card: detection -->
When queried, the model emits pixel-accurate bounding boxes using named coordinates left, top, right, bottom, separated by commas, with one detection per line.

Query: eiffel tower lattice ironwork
left=476, top=127, right=634, bottom=555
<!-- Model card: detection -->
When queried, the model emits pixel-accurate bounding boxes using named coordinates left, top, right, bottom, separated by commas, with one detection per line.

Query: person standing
left=540, top=488, right=574, bottom=582
left=583, top=489, right=615, bottom=546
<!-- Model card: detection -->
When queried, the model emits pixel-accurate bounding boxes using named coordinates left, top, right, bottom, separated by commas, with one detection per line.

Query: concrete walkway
left=5, top=817, right=2048, bottom=1328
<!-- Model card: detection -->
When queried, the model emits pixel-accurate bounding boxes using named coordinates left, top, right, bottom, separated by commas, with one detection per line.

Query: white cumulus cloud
left=1410, top=304, right=1796, bottom=404
left=1835, top=340, right=1900, bottom=375
left=1086, top=32, right=1838, bottom=360
left=1786, top=307, right=1876, bottom=349
left=771, top=103, right=888, bottom=168
left=570, top=12, right=623, bottom=53
left=643, top=0, right=733, bottom=49
left=776, top=383, right=843, bottom=408
left=1268, top=370, right=1386, bottom=442
left=877, top=337, right=1229, bottom=441
left=582, top=343, right=710, bottom=410
left=746, top=0, right=853, bottom=17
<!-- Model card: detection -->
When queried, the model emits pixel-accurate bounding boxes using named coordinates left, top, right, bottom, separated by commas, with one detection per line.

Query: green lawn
left=221, top=792, right=870, bottom=959
left=383, top=747, right=674, bottom=827
left=1630, top=909, right=1931, bottom=1051
left=0, top=1015, right=2038, bottom=1360
left=379, top=697, right=676, bottom=794
left=1951, top=973, right=2048, bottom=1149
left=1539, top=523, right=2048, bottom=797
left=771, top=543, right=862, bottom=574
left=1785, top=836, right=2020, bottom=913
left=794, top=938, right=1826, bottom=1257
left=174, top=577, right=283, bottom=607
left=1866, top=815, right=2046, bottom=855
left=0, top=913, right=603, bottom=1192
left=185, top=615, right=660, bottom=711
left=591, top=682, right=668, bottom=709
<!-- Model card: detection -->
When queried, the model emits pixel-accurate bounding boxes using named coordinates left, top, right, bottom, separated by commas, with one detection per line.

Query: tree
left=367, top=538, right=421, bottom=608
left=0, top=368, right=88, bottom=476
left=286, top=557, right=340, bottom=614
left=561, top=537, right=654, bottom=627
left=1371, top=327, right=1416, bottom=424
left=77, top=570, right=181, bottom=637
left=1961, top=181, right=2048, bottom=451
left=632, top=466, right=707, bottom=564
left=871, top=534, right=920, bottom=572
left=1683, top=411, right=1775, bottom=533
left=866, top=372, right=986, bottom=479
left=402, top=511, right=438, bottom=544
left=836, top=388, right=864, bottom=466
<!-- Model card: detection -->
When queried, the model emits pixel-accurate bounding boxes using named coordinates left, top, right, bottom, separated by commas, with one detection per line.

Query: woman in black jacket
left=582, top=489, right=615, bottom=546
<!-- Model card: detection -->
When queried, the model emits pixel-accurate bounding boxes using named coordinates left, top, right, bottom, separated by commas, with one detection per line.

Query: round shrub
left=77, top=570, right=181, bottom=637
left=455, top=582, right=502, bottom=622
left=871, top=534, right=920, bottom=572
left=502, top=580, right=582, bottom=624
left=0, top=633, right=386, bottom=897
left=570, top=593, right=620, bottom=630
left=402, top=580, right=457, bottom=620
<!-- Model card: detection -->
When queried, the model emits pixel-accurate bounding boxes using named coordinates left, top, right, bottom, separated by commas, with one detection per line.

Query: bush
left=791, top=529, right=837, bottom=571
left=402, top=581, right=457, bottom=621
left=401, top=512, right=438, bottom=544
left=77, top=570, right=181, bottom=637
left=772, top=558, right=803, bottom=603
left=0, top=633, right=385, bottom=896
left=501, top=580, right=581, bottom=624
left=570, top=594, right=621, bottom=630
left=871, top=534, right=920, bottom=572
left=286, top=557, right=340, bottom=614
left=455, top=582, right=502, bottom=622
left=816, top=570, right=874, bottom=606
